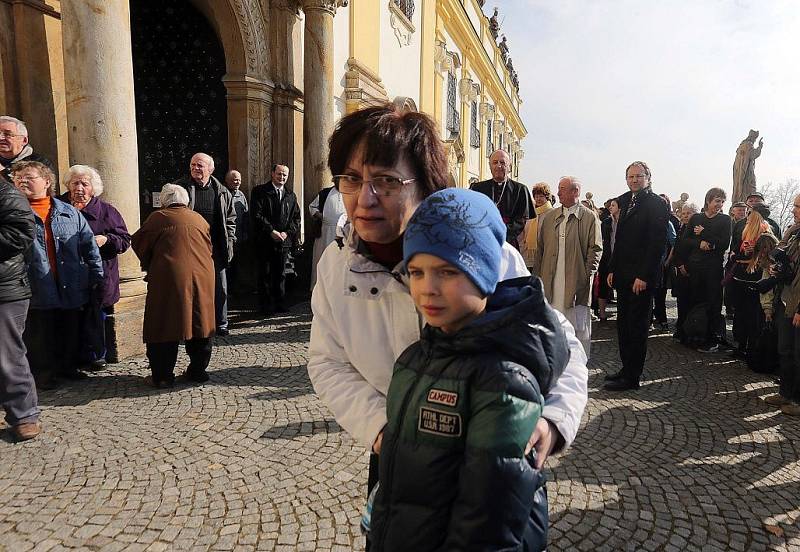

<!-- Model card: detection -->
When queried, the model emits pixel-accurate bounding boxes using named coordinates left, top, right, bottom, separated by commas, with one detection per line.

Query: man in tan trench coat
left=132, top=184, right=216, bottom=388
left=533, top=176, right=602, bottom=357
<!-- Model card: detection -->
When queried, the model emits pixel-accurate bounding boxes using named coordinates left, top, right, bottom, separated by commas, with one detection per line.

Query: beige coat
left=131, top=206, right=215, bottom=343
left=521, top=201, right=554, bottom=267
left=533, top=204, right=603, bottom=307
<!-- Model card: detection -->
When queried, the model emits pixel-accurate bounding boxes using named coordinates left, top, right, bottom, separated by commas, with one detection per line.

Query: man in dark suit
left=470, top=149, right=533, bottom=249
left=250, top=164, right=301, bottom=314
left=605, top=161, right=669, bottom=391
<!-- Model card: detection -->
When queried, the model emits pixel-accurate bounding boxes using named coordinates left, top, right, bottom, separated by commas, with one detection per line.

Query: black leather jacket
left=0, top=179, right=34, bottom=303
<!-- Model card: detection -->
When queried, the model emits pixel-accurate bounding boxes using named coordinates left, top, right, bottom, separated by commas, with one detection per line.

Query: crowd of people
left=0, top=115, right=321, bottom=436
left=2, top=102, right=799, bottom=550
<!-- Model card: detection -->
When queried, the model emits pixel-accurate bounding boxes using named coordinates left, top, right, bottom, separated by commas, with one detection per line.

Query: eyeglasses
left=0, top=131, right=23, bottom=139
left=12, top=175, right=43, bottom=184
left=332, top=175, right=416, bottom=197
left=627, top=174, right=648, bottom=180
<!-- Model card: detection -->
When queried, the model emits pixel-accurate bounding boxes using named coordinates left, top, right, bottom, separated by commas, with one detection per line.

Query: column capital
left=272, top=0, right=301, bottom=14
left=302, top=0, right=347, bottom=16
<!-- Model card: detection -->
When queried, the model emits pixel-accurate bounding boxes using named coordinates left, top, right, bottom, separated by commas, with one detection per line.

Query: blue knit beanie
left=404, top=188, right=506, bottom=295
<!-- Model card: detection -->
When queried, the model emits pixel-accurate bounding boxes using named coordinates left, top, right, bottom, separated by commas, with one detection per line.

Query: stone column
left=61, top=0, right=145, bottom=359
left=302, top=0, right=345, bottom=238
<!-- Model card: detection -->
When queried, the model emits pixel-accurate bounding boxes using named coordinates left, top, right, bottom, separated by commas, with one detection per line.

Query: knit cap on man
left=403, top=188, right=506, bottom=295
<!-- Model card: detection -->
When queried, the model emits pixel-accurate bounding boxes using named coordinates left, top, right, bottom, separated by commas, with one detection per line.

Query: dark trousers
left=652, top=287, right=668, bottom=324
left=146, top=338, right=212, bottom=384
left=776, top=304, right=800, bottom=402
left=257, top=247, right=288, bottom=310
left=617, top=285, right=654, bottom=382
left=688, top=261, right=725, bottom=343
left=732, top=280, right=763, bottom=352
left=0, top=299, right=39, bottom=425
left=214, top=259, right=228, bottom=330
left=23, top=307, right=82, bottom=385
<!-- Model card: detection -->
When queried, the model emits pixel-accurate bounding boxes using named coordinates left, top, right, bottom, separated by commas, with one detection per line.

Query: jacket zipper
left=374, top=344, right=435, bottom=550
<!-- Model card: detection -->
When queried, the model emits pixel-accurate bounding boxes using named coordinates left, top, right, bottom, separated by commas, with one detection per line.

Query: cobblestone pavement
left=2, top=302, right=799, bottom=551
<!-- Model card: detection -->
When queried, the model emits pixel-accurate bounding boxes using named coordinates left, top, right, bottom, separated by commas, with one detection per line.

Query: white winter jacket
left=308, top=232, right=589, bottom=451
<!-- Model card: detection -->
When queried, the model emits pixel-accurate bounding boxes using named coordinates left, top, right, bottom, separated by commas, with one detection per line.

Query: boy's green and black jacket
left=371, top=276, right=570, bottom=552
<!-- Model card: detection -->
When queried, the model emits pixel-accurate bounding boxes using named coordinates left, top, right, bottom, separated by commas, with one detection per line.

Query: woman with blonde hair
left=520, top=182, right=554, bottom=268
left=730, top=204, right=774, bottom=358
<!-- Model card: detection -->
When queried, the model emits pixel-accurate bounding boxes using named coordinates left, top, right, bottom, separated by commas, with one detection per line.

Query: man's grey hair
left=558, top=175, right=582, bottom=190
left=160, top=183, right=189, bottom=207
left=64, top=164, right=103, bottom=196
left=191, top=152, right=215, bottom=171
left=682, top=202, right=699, bottom=214
left=0, top=116, right=28, bottom=137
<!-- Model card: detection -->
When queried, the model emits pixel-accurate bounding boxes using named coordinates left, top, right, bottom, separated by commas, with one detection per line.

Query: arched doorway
left=130, top=0, right=229, bottom=219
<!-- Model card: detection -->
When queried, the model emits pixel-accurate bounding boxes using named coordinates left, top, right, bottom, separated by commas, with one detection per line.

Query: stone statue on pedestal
left=489, top=8, right=500, bottom=39
left=499, top=35, right=509, bottom=62
left=672, top=192, right=689, bottom=214
left=732, top=129, right=764, bottom=204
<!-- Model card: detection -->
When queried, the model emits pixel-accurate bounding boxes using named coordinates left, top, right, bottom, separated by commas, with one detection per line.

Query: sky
left=498, top=0, right=800, bottom=207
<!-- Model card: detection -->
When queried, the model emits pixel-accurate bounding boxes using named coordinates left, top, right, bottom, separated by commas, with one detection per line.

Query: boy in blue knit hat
left=369, top=188, right=570, bottom=552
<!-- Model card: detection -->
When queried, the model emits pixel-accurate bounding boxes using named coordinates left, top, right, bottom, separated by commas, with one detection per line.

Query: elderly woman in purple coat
left=60, top=165, right=131, bottom=367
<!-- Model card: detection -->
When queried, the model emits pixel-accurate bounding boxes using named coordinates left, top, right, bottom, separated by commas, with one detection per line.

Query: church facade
left=0, top=0, right=526, bottom=356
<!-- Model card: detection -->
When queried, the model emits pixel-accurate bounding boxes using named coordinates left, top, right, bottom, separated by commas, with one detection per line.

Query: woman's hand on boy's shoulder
left=526, top=418, right=563, bottom=469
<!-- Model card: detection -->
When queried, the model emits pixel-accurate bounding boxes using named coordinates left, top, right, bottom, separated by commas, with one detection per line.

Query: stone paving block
left=1, top=302, right=798, bottom=552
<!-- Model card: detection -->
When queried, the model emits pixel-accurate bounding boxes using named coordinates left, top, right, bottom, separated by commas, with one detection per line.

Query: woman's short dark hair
left=328, top=104, right=448, bottom=199
left=704, top=187, right=726, bottom=207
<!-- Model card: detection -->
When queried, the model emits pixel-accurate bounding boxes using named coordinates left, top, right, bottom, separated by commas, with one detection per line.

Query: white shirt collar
left=562, top=203, right=582, bottom=219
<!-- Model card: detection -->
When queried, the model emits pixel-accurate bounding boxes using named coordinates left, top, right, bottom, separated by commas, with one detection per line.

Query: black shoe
left=36, top=375, right=60, bottom=391
left=61, top=370, right=89, bottom=380
left=275, top=304, right=288, bottom=313
left=184, top=370, right=210, bottom=383
left=86, top=358, right=107, bottom=371
left=216, top=327, right=230, bottom=337
left=604, top=378, right=640, bottom=391
left=604, top=371, right=625, bottom=381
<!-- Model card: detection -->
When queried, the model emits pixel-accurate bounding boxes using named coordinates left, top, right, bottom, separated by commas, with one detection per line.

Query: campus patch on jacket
left=427, top=389, right=458, bottom=407
left=418, top=407, right=462, bottom=437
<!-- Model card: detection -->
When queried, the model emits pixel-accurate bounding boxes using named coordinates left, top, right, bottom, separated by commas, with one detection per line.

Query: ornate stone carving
left=434, top=39, right=452, bottom=75
left=344, top=57, right=389, bottom=110
left=499, top=35, right=509, bottom=63
left=232, top=0, right=270, bottom=78
left=479, top=101, right=495, bottom=122
left=488, top=7, right=500, bottom=39
left=444, top=136, right=465, bottom=172
left=302, top=0, right=348, bottom=15
left=389, top=1, right=415, bottom=47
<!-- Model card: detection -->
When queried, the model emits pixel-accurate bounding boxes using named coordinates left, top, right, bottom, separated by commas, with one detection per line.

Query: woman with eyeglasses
left=12, top=161, right=103, bottom=390
left=307, top=104, right=588, bottom=551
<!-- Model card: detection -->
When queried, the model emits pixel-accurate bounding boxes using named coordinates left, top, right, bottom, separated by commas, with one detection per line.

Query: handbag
left=748, top=320, right=779, bottom=373
left=682, top=303, right=708, bottom=344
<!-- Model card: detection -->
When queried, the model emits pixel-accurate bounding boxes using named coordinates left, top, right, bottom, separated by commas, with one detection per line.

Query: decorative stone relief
left=479, top=101, right=495, bottom=122
left=302, top=0, right=349, bottom=15
left=389, top=0, right=415, bottom=47
left=434, top=40, right=452, bottom=75
left=344, top=57, right=389, bottom=111
left=232, top=0, right=270, bottom=78
left=459, top=78, right=479, bottom=103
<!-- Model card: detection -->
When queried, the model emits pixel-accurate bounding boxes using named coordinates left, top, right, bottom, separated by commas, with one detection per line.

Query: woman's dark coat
left=60, top=193, right=131, bottom=307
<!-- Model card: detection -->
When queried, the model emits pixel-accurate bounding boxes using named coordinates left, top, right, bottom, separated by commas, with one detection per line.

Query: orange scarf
left=29, top=196, right=58, bottom=280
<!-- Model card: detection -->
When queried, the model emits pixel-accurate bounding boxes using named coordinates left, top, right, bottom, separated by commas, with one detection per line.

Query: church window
left=486, top=119, right=493, bottom=152
left=446, top=73, right=460, bottom=135
left=470, top=101, right=480, bottom=148
left=393, top=0, right=415, bottom=21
